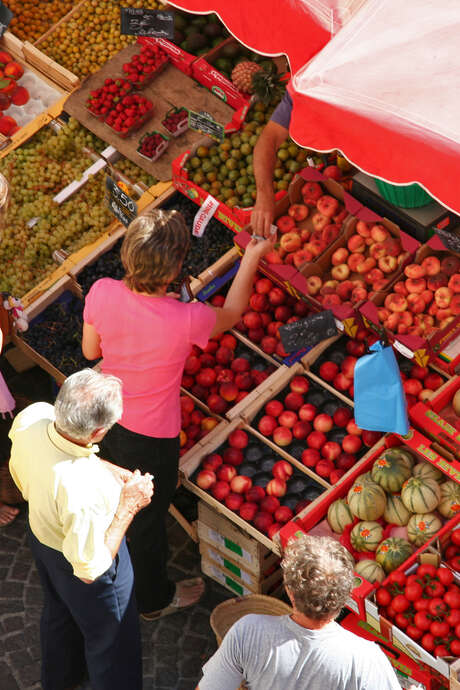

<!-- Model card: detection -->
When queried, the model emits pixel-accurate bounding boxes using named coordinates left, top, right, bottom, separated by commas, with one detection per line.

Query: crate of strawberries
left=86, top=78, right=132, bottom=121
left=105, top=93, right=154, bottom=138
left=122, top=43, right=169, bottom=88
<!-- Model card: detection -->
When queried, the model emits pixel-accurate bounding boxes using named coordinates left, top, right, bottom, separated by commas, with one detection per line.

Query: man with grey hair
left=197, top=534, right=401, bottom=690
left=9, top=369, right=153, bottom=690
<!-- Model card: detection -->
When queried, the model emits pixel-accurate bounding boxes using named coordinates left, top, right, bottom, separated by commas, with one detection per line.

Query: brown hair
left=121, top=209, right=191, bottom=294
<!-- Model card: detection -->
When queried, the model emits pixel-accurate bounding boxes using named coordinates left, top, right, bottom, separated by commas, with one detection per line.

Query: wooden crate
left=199, top=541, right=282, bottom=594
left=198, top=501, right=280, bottom=575
left=201, top=556, right=284, bottom=599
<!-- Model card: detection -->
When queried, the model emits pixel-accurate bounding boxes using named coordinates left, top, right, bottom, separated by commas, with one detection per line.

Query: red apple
left=217, top=464, right=237, bottom=482
left=307, top=430, right=327, bottom=449
left=321, top=441, right=341, bottom=461
left=254, top=511, right=274, bottom=533
left=245, top=486, right=265, bottom=503
left=292, top=420, right=311, bottom=440
left=266, top=478, right=287, bottom=497
left=260, top=495, right=280, bottom=513
left=258, top=415, right=278, bottom=436
left=202, top=453, right=223, bottom=472
left=268, top=287, right=286, bottom=306
left=274, top=505, right=294, bottom=524
left=272, top=460, right=293, bottom=481
left=284, top=392, right=304, bottom=411
left=315, top=459, right=334, bottom=478
left=319, top=361, right=339, bottom=382
left=223, top=447, right=244, bottom=466
left=278, top=410, right=298, bottom=428
left=290, top=376, right=310, bottom=394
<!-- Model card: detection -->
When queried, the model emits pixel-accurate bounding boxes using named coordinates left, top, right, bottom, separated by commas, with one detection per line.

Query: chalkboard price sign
left=0, top=2, right=13, bottom=37
left=188, top=110, right=225, bottom=142
left=106, top=177, right=138, bottom=228
left=435, top=227, right=460, bottom=254
left=279, top=310, right=338, bottom=353
left=120, top=8, right=174, bottom=38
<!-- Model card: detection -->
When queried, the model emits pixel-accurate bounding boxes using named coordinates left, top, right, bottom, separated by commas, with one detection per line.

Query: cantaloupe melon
left=401, top=476, right=440, bottom=513
left=375, top=537, right=413, bottom=573
left=407, top=513, right=442, bottom=546
left=354, top=559, right=386, bottom=583
left=371, top=452, right=412, bottom=493
left=412, top=461, right=444, bottom=485
left=383, top=493, right=411, bottom=526
left=383, top=447, right=414, bottom=471
left=350, top=521, right=383, bottom=552
left=327, top=499, right=354, bottom=534
left=348, top=480, right=386, bottom=520
left=438, top=481, right=460, bottom=519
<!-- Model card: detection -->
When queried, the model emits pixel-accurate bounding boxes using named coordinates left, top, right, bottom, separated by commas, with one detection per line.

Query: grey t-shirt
left=199, top=614, right=402, bottom=690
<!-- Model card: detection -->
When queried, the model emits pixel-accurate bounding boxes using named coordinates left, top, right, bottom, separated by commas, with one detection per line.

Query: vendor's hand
left=243, top=236, right=276, bottom=264
left=251, top=194, right=276, bottom=239
left=120, top=469, right=154, bottom=516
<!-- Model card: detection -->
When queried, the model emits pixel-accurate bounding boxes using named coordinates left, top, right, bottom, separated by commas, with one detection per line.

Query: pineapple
left=231, top=60, right=286, bottom=105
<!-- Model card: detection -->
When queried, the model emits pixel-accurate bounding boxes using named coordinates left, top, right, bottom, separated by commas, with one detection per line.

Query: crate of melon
left=364, top=514, right=460, bottom=682
left=279, top=434, right=458, bottom=619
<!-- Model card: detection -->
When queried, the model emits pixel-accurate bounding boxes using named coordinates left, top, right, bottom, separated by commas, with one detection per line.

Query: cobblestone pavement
left=0, top=359, right=233, bottom=689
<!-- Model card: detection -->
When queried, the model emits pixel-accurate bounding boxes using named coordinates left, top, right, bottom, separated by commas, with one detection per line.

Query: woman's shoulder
left=87, top=277, right=124, bottom=298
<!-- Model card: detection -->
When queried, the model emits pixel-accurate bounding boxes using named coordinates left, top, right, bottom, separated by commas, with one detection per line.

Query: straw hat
left=210, top=594, right=293, bottom=646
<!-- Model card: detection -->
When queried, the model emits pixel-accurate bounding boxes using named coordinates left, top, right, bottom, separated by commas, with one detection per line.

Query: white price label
left=334, top=318, right=345, bottom=332
left=192, top=194, right=219, bottom=237
left=393, top=340, right=414, bottom=359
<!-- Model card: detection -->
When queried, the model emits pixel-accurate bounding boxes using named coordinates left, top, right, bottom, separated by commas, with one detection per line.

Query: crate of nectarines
left=239, top=362, right=383, bottom=491
left=180, top=416, right=327, bottom=550
left=360, top=234, right=460, bottom=366
left=294, top=206, right=419, bottom=318
left=179, top=390, right=229, bottom=466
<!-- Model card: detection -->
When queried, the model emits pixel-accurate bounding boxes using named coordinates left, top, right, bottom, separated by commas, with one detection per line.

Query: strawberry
left=0, top=78, right=17, bottom=96
left=4, top=62, right=23, bottom=80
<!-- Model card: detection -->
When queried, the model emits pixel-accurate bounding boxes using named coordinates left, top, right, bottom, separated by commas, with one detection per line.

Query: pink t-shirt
left=83, top=278, right=216, bottom=438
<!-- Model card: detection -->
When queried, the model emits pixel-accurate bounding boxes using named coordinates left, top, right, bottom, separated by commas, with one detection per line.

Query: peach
left=305, top=276, right=322, bottom=296
left=288, top=203, right=309, bottom=221
left=405, top=278, right=426, bottom=294
left=302, top=181, right=323, bottom=204
left=364, top=268, right=384, bottom=285
left=370, top=224, right=389, bottom=243
left=384, top=293, right=408, bottom=313
left=404, top=263, right=426, bottom=279
left=383, top=237, right=402, bottom=257
left=406, top=293, right=426, bottom=314
left=320, top=279, right=339, bottom=295
left=378, top=307, right=390, bottom=322
left=434, top=286, right=453, bottom=308
left=265, top=249, right=284, bottom=264
left=322, top=294, right=342, bottom=308
left=369, top=243, right=386, bottom=259
left=428, top=301, right=439, bottom=317
left=420, top=289, right=434, bottom=305
left=421, top=256, right=441, bottom=275
left=322, top=224, right=341, bottom=245
left=356, top=257, right=376, bottom=274
left=439, top=316, right=455, bottom=329
left=371, top=278, right=390, bottom=292
left=331, top=247, right=349, bottom=266
left=394, top=281, right=408, bottom=296
left=336, top=280, right=354, bottom=300
left=351, top=286, right=367, bottom=303
left=450, top=294, right=460, bottom=315
left=427, top=272, right=448, bottom=291
left=448, top=274, right=460, bottom=293
left=347, top=234, right=366, bottom=253
left=397, top=323, right=410, bottom=335
left=280, top=231, right=302, bottom=253
left=293, top=249, right=313, bottom=268
left=331, top=264, right=350, bottom=281
left=304, top=240, right=325, bottom=257
left=399, top=311, right=413, bottom=326
left=355, top=220, right=371, bottom=237
left=378, top=256, right=397, bottom=274
left=311, top=212, right=329, bottom=231
left=347, top=253, right=365, bottom=272
left=441, top=256, right=460, bottom=276
left=436, top=308, right=452, bottom=321
left=385, top=313, right=401, bottom=330
left=317, top=195, right=339, bottom=218
left=300, top=228, right=311, bottom=242
left=276, top=215, right=296, bottom=233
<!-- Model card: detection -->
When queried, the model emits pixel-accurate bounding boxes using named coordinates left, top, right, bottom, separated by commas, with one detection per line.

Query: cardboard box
left=197, top=501, right=280, bottom=575
left=201, top=555, right=283, bottom=598
left=340, top=611, right=447, bottom=690
left=180, top=415, right=328, bottom=554
left=409, top=376, right=460, bottom=477
left=199, top=540, right=282, bottom=594
left=397, top=424, right=460, bottom=484
left=137, top=36, right=196, bottom=76
left=192, top=38, right=252, bottom=110
left=360, top=236, right=460, bottom=367
left=364, top=516, right=460, bottom=683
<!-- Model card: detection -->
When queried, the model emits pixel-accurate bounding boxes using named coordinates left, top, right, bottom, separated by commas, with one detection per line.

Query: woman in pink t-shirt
left=82, top=209, right=273, bottom=620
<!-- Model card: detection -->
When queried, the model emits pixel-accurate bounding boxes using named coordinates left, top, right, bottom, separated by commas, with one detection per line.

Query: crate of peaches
left=360, top=235, right=460, bottom=360
left=180, top=417, right=326, bottom=549
left=179, top=392, right=229, bottom=462
left=365, top=515, right=460, bottom=681
left=305, top=332, right=448, bottom=410
left=181, top=330, right=278, bottom=418
left=239, top=363, right=381, bottom=488
left=293, top=210, right=419, bottom=317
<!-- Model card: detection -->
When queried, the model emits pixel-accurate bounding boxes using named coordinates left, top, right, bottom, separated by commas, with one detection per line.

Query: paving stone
left=16, top=662, right=41, bottom=686
left=8, top=563, right=30, bottom=582
left=154, top=666, right=180, bottom=687
left=4, top=631, right=26, bottom=652
left=0, top=670, right=19, bottom=690
left=24, top=586, right=43, bottom=606
left=6, top=649, right=33, bottom=667
left=2, top=616, right=24, bottom=633
left=180, top=654, right=204, bottom=677
left=0, top=582, right=24, bottom=599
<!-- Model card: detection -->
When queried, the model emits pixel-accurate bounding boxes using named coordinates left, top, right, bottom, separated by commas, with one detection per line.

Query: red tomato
left=395, top=613, right=410, bottom=629
left=450, top=639, right=460, bottom=656
left=405, top=574, right=419, bottom=585
left=445, top=545, right=460, bottom=560
left=376, top=587, right=392, bottom=607
left=434, top=644, right=450, bottom=657
left=445, top=588, right=460, bottom=609
left=392, top=594, right=410, bottom=613
left=417, top=564, right=437, bottom=578
left=414, top=612, right=432, bottom=631
left=406, top=624, right=423, bottom=641
left=421, top=633, right=435, bottom=652
left=446, top=609, right=460, bottom=627
left=413, top=598, right=430, bottom=612
left=430, top=620, right=450, bottom=638
left=451, top=529, right=460, bottom=547
left=456, top=623, right=460, bottom=639
left=388, top=571, right=406, bottom=587
left=428, top=597, right=449, bottom=617
left=425, top=580, right=445, bottom=597
left=449, top=555, right=460, bottom=571
left=405, top=582, right=423, bottom=601
left=386, top=604, right=397, bottom=620
left=437, top=567, right=454, bottom=586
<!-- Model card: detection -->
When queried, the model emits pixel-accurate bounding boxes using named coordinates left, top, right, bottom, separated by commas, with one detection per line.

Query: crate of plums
left=237, top=362, right=382, bottom=492
left=180, top=416, right=328, bottom=552
left=12, top=279, right=91, bottom=385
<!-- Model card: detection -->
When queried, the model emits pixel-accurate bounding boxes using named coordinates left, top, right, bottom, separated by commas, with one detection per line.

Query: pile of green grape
left=0, top=119, right=112, bottom=295
left=111, top=157, right=157, bottom=190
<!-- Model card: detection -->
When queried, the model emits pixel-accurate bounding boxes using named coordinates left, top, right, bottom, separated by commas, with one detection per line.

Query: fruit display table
left=64, top=42, right=236, bottom=180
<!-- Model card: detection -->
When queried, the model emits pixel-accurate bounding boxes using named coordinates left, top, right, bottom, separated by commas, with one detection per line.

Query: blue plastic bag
left=353, top=341, right=409, bottom=435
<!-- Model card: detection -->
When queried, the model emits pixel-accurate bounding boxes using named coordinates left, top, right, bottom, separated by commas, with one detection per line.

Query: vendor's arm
left=82, top=322, right=102, bottom=360
left=209, top=236, right=275, bottom=337
left=251, top=119, right=289, bottom=238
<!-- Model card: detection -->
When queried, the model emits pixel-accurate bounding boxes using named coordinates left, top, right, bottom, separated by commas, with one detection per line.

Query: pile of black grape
left=22, top=294, right=95, bottom=377
left=76, top=193, right=236, bottom=295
